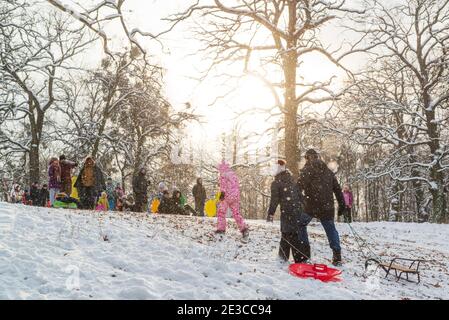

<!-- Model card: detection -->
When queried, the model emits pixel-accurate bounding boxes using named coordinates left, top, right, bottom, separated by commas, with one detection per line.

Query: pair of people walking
left=267, top=149, right=346, bottom=266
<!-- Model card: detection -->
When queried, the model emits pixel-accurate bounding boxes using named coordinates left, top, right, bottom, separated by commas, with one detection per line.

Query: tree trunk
left=424, top=103, right=446, bottom=222
left=389, top=181, right=400, bottom=222
left=92, top=116, right=108, bottom=159
left=431, top=184, right=446, bottom=223
left=283, top=1, right=299, bottom=177
left=29, top=144, right=40, bottom=185
left=28, top=111, right=44, bottom=185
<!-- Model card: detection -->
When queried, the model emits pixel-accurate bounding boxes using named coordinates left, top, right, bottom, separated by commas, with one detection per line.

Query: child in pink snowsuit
left=216, top=161, right=248, bottom=236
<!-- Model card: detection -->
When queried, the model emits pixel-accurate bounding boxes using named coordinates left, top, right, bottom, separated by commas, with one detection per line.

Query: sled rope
left=346, top=222, right=381, bottom=261
left=280, top=235, right=311, bottom=261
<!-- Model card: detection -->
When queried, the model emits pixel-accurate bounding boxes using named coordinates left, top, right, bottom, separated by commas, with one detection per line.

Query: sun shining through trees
left=1, top=0, right=449, bottom=226
left=1, top=0, right=449, bottom=303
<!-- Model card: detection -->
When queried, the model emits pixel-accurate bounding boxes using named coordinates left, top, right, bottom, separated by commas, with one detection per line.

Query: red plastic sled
left=289, top=263, right=342, bottom=283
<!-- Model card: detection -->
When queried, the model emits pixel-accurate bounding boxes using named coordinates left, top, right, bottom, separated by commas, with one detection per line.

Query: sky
left=53, top=0, right=369, bottom=166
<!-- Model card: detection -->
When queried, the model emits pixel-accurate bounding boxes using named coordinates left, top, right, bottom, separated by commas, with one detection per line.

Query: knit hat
left=218, top=161, right=231, bottom=173
left=276, top=159, right=287, bottom=175
left=305, top=149, right=319, bottom=160
left=158, top=182, right=168, bottom=192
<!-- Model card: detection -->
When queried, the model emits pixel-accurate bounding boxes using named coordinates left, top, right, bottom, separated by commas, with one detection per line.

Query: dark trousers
left=279, top=232, right=307, bottom=263
left=299, top=213, right=341, bottom=252
left=194, top=200, right=205, bottom=216
left=343, top=207, right=352, bottom=223
left=60, top=179, right=72, bottom=196
left=184, top=204, right=197, bottom=216
left=79, top=186, right=96, bottom=210
left=134, top=193, right=147, bottom=213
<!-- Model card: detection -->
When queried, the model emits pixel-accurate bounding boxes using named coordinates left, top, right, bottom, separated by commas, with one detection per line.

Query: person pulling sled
left=297, top=149, right=346, bottom=266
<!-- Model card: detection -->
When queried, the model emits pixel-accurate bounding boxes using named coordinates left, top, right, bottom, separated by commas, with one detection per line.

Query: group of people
left=6, top=155, right=214, bottom=218
left=267, top=149, right=354, bottom=266
left=47, top=155, right=107, bottom=210
left=4, top=149, right=356, bottom=266
left=8, top=183, right=49, bottom=207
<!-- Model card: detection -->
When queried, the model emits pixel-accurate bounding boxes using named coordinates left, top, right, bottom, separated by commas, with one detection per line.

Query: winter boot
left=300, top=244, right=311, bottom=263
left=215, top=229, right=225, bottom=234
left=294, top=243, right=310, bottom=263
left=241, top=228, right=249, bottom=239
left=332, top=250, right=342, bottom=266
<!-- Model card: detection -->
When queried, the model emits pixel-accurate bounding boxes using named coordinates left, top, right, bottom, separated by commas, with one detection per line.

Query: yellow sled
left=205, top=192, right=222, bottom=217
left=151, top=198, right=160, bottom=214
left=70, top=176, right=79, bottom=200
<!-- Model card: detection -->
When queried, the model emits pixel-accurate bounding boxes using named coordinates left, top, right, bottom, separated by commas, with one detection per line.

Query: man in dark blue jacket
left=297, top=149, right=345, bottom=266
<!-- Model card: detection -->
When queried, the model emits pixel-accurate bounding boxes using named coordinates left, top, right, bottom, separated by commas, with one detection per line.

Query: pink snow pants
left=217, top=200, right=247, bottom=232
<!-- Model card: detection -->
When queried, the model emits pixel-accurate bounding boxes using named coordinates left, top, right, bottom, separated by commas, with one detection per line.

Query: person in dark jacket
left=29, top=182, right=40, bottom=206
left=132, top=168, right=150, bottom=213
left=297, top=149, right=346, bottom=266
left=172, top=190, right=196, bottom=216
left=74, top=156, right=106, bottom=210
left=59, top=155, right=77, bottom=196
left=122, top=195, right=135, bottom=212
left=192, top=178, right=206, bottom=216
left=157, top=190, right=192, bottom=215
left=22, top=189, right=32, bottom=205
left=38, top=184, right=50, bottom=207
left=157, top=190, right=176, bottom=214
left=267, top=160, right=306, bottom=263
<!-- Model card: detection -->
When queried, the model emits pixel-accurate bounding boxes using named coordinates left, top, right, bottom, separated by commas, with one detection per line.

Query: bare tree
left=351, top=0, right=449, bottom=222
left=45, top=0, right=169, bottom=57
left=52, top=49, right=197, bottom=189
left=162, top=0, right=368, bottom=177
left=337, top=58, right=431, bottom=220
left=0, top=5, right=93, bottom=184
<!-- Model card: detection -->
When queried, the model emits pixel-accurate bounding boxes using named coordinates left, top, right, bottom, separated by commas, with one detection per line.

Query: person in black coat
left=38, top=184, right=50, bottom=207
left=29, top=182, right=40, bottom=206
left=267, top=160, right=307, bottom=263
left=172, top=190, right=196, bottom=216
left=192, top=178, right=206, bottom=216
left=297, top=149, right=346, bottom=266
left=132, top=167, right=150, bottom=213
left=157, top=190, right=176, bottom=214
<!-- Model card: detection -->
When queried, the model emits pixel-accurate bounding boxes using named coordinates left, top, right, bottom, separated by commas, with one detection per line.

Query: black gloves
left=219, top=192, right=225, bottom=201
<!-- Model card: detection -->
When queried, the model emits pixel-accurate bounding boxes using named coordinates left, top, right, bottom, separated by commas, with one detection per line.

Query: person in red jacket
left=59, top=155, right=77, bottom=196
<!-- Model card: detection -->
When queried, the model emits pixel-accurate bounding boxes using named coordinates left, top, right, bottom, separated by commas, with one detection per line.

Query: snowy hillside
left=0, top=202, right=448, bottom=300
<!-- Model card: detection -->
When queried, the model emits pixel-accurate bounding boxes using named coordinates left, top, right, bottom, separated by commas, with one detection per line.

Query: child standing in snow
left=342, top=184, right=354, bottom=223
left=267, top=160, right=305, bottom=263
left=10, top=185, right=22, bottom=203
left=38, top=184, right=49, bottom=207
left=216, top=161, right=249, bottom=238
left=96, top=192, right=109, bottom=211
left=48, top=157, right=61, bottom=206
left=106, top=178, right=116, bottom=211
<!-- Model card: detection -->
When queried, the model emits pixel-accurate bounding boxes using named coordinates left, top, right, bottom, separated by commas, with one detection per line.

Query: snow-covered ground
left=0, top=202, right=448, bottom=300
